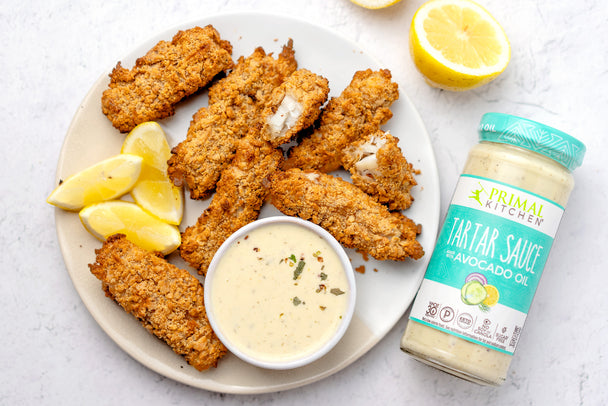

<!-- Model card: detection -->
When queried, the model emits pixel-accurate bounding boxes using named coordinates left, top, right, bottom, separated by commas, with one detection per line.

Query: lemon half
left=80, top=201, right=181, bottom=255
left=121, top=121, right=183, bottom=225
left=47, top=154, right=143, bottom=211
left=350, top=0, right=402, bottom=9
left=410, top=0, right=510, bottom=91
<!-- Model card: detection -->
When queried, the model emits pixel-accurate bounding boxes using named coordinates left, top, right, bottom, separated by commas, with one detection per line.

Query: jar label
left=409, top=174, right=564, bottom=354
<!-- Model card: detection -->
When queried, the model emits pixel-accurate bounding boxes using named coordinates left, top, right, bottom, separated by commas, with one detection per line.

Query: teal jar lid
left=478, top=113, right=586, bottom=171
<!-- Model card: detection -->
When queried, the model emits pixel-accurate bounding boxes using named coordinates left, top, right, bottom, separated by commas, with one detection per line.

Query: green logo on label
left=469, top=182, right=487, bottom=206
left=468, top=181, right=545, bottom=226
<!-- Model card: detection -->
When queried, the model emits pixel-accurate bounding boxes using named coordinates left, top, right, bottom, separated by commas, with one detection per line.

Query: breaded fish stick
left=167, top=43, right=297, bottom=199
left=167, top=106, right=233, bottom=200
left=341, top=130, right=417, bottom=211
left=180, top=134, right=283, bottom=274
left=283, top=69, right=399, bottom=172
left=89, top=234, right=227, bottom=371
left=207, top=41, right=297, bottom=107
left=260, top=69, right=330, bottom=147
left=101, top=25, right=233, bottom=133
left=268, top=169, right=424, bottom=261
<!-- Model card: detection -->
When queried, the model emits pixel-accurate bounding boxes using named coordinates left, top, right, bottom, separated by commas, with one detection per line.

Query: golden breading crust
left=283, top=69, right=399, bottom=173
left=268, top=169, right=424, bottom=261
left=167, top=42, right=297, bottom=199
left=180, top=134, right=283, bottom=274
left=208, top=41, right=297, bottom=107
left=167, top=106, right=234, bottom=200
left=89, top=234, right=227, bottom=371
left=341, top=130, right=417, bottom=211
left=101, top=25, right=233, bottom=133
left=260, top=69, right=330, bottom=147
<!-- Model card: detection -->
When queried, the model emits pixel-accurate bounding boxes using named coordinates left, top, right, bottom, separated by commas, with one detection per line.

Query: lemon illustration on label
left=482, top=284, right=500, bottom=307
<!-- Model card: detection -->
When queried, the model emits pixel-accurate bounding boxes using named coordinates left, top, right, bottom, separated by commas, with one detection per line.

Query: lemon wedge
left=80, top=201, right=181, bottom=255
left=121, top=121, right=183, bottom=225
left=47, top=154, right=143, bottom=211
left=410, top=0, right=510, bottom=91
left=349, top=0, right=402, bottom=9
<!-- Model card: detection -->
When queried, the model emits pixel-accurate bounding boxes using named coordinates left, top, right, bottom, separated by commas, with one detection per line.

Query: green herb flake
left=289, top=254, right=297, bottom=263
left=319, top=272, right=328, bottom=281
left=330, top=288, right=345, bottom=296
left=293, top=260, right=305, bottom=280
left=292, top=297, right=302, bottom=306
left=312, top=250, right=322, bottom=257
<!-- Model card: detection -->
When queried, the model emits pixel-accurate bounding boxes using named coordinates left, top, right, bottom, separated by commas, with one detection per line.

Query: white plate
left=54, top=11, right=440, bottom=394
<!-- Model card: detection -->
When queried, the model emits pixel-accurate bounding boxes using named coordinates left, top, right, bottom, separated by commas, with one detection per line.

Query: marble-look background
left=2, top=0, right=607, bottom=404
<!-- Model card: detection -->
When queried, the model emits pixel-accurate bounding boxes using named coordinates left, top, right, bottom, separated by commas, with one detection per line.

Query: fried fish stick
left=283, top=69, right=399, bottom=172
left=207, top=40, right=297, bottom=107
left=180, top=134, right=283, bottom=274
left=166, top=106, right=234, bottom=200
left=260, top=69, right=330, bottom=147
left=89, top=234, right=227, bottom=371
left=101, top=25, right=233, bottom=133
left=167, top=42, right=297, bottom=199
left=268, top=169, right=424, bottom=261
left=341, top=130, right=417, bottom=211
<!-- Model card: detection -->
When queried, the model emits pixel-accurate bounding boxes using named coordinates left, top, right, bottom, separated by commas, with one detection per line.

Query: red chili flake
left=317, top=256, right=324, bottom=262
left=253, top=247, right=260, bottom=252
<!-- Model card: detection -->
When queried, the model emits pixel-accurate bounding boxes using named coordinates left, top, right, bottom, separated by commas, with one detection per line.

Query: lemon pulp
left=349, top=0, right=402, bottom=9
left=121, top=121, right=183, bottom=224
left=79, top=200, right=181, bottom=255
left=482, top=285, right=500, bottom=307
left=47, top=154, right=143, bottom=210
left=410, top=0, right=510, bottom=91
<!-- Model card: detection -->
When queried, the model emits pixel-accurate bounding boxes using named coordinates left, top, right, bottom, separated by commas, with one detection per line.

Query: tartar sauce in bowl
left=204, top=216, right=356, bottom=369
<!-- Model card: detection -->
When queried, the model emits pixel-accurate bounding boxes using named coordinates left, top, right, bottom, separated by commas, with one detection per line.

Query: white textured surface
left=2, top=0, right=606, bottom=404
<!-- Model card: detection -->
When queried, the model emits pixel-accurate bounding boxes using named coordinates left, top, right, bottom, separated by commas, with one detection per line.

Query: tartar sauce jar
left=400, top=113, right=586, bottom=386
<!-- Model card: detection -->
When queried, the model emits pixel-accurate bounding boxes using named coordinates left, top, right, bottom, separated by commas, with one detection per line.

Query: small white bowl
left=204, top=216, right=356, bottom=370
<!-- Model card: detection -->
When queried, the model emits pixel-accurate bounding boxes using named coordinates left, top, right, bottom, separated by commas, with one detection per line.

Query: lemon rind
left=411, top=0, right=510, bottom=87
left=47, top=154, right=143, bottom=211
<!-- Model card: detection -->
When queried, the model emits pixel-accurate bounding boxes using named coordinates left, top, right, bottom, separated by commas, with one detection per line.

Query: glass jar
left=400, top=113, right=586, bottom=386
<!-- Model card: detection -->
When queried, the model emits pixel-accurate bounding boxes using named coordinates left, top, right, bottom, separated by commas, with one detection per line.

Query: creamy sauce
left=210, top=223, right=349, bottom=363
left=401, top=141, right=574, bottom=385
